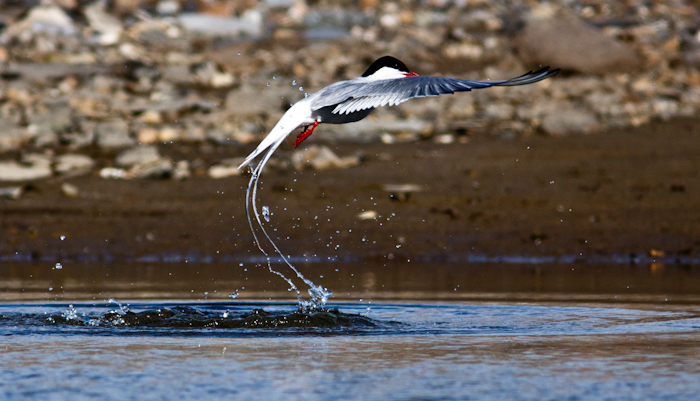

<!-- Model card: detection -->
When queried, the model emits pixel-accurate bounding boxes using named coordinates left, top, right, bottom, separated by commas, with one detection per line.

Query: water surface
left=2, top=300, right=700, bottom=400
left=2, top=260, right=700, bottom=400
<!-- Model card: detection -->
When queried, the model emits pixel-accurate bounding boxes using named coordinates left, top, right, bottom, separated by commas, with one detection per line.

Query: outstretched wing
left=312, top=67, right=558, bottom=115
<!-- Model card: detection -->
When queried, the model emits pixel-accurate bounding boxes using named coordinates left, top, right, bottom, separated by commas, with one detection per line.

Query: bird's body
left=240, top=56, right=558, bottom=309
left=239, top=56, right=558, bottom=169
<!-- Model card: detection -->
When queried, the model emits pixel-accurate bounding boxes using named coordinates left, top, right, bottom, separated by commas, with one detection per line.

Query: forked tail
left=241, top=99, right=331, bottom=310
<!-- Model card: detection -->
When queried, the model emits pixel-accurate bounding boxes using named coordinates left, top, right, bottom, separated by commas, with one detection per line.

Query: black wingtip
left=499, top=66, right=559, bottom=86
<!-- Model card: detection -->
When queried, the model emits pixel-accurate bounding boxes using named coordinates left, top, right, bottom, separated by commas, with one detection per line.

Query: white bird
left=239, top=56, right=558, bottom=309
left=238, top=55, right=558, bottom=169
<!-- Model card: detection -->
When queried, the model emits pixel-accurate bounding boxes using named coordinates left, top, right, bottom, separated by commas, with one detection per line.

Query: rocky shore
left=1, top=0, right=699, bottom=262
left=1, top=0, right=699, bottom=186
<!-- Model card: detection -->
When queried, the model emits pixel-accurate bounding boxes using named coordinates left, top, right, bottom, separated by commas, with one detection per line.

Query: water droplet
left=292, top=80, right=297, bottom=86
left=48, top=287, right=53, bottom=291
left=60, top=235, right=65, bottom=240
left=299, top=87, right=303, bottom=91
left=229, top=291, right=239, bottom=299
left=262, top=205, right=271, bottom=222
left=267, top=82, right=270, bottom=87
left=273, top=76, right=276, bottom=80
left=55, top=263, right=62, bottom=270
left=237, top=52, right=241, bottom=55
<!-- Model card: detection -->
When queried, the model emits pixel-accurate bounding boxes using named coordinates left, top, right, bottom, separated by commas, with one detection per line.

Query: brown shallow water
left=2, top=260, right=700, bottom=304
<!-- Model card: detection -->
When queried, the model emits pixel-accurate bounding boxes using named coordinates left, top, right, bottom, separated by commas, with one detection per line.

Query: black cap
left=362, top=56, right=410, bottom=77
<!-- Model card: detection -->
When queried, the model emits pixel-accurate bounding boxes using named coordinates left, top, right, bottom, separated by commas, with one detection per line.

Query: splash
left=245, top=144, right=331, bottom=311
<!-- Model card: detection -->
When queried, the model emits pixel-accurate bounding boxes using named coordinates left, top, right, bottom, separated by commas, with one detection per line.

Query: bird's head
left=362, top=56, right=419, bottom=80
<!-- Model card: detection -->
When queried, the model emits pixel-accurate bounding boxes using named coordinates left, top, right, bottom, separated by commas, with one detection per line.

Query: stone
left=225, top=87, right=298, bottom=117
left=290, top=145, right=359, bottom=171
left=208, top=164, right=242, bottom=179
left=516, top=15, right=644, bottom=74
left=111, top=0, right=141, bottom=15
left=22, top=153, right=52, bottom=169
left=357, top=210, right=378, bottom=220
left=541, top=108, right=600, bottom=136
left=382, top=184, right=423, bottom=202
left=178, top=11, right=263, bottom=38
left=138, top=110, right=162, bottom=125
left=459, top=10, right=502, bottom=32
left=192, top=62, right=235, bottom=88
left=54, top=154, right=95, bottom=174
left=162, top=65, right=192, bottom=85
left=116, top=146, right=161, bottom=167
left=96, top=120, right=134, bottom=149
left=0, top=3, right=77, bottom=41
left=173, top=160, right=190, bottom=180
left=61, top=123, right=95, bottom=149
left=27, top=106, right=72, bottom=148
left=0, top=120, right=33, bottom=151
left=0, top=161, right=52, bottom=182
left=28, top=106, right=72, bottom=133
left=329, top=119, right=432, bottom=143
left=434, top=134, right=455, bottom=144
left=99, top=167, right=128, bottom=179
left=84, top=0, right=123, bottom=46
left=129, top=159, right=173, bottom=179
left=0, top=64, right=108, bottom=83
left=137, top=127, right=159, bottom=144
left=61, top=182, right=80, bottom=198
left=156, top=0, right=181, bottom=15
left=0, top=186, right=23, bottom=200
left=651, top=98, right=679, bottom=120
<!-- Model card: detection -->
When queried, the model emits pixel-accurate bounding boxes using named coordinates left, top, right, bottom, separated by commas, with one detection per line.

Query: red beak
left=404, top=72, right=420, bottom=77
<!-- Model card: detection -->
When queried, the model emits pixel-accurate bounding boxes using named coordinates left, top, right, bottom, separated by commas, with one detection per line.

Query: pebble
left=129, top=159, right=173, bottom=179
left=173, top=160, right=190, bottom=180
left=116, top=146, right=161, bottom=167
left=96, top=120, right=134, bottom=149
left=99, top=167, right=128, bottom=179
left=541, top=108, right=601, bottom=136
left=208, top=164, right=242, bottom=179
left=0, top=186, right=23, bottom=200
left=61, top=183, right=80, bottom=198
left=0, top=161, right=52, bottom=182
left=0, top=120, right=33, bottom=152
left=290, top=145, right=359, bottom=171
left=54, top=154, right=95, bottom=174
left=177, top=12, right=263, bottom=38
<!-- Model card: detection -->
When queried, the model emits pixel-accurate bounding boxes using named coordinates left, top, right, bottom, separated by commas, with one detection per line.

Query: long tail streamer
left=245, top=138, right=331, bottom=311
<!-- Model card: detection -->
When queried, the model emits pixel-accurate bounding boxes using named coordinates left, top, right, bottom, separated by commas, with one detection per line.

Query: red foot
left=294, top=120, right=319, bottom=147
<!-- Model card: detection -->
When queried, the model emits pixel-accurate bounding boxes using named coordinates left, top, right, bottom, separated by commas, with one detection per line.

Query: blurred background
left=0, top=0, right=698, bottom=165
left=1, top=0, right=700, bottom=301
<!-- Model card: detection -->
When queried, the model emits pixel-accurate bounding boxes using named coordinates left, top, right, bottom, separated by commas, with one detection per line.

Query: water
left=1, top=301, right=699, bottom=400
left=2, top=261, right=700, bottom=400
left=262, top=205, right=271, bottom=222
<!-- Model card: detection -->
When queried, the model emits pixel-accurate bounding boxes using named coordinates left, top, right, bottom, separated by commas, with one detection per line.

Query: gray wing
left=311, top=67, right=558, bottom=115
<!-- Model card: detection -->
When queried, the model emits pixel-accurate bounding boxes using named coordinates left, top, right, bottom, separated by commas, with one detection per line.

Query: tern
left=238, top=56, right=558, bottom=309
left=238, top=56, right=558, bottom=169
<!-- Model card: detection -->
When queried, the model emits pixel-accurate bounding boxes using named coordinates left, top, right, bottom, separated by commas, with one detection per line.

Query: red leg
left=294, top=120, right=319, bottom=147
